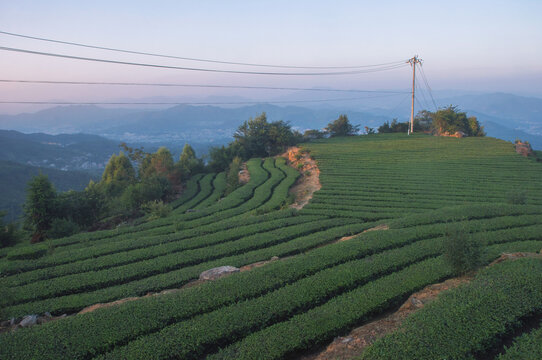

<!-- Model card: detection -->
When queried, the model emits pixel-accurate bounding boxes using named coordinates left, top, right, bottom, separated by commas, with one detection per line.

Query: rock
left=19, top=315, right=38, bottom=327
left=341, top=337, right=354, bottom=344
left=199, top=266, right=240, bottom=280
left=44, top=312, right=52, bottom=318
left=9, top=318, right=16, bottom=326
left=185, top=209, right=197, bottom=213
left=270, top=256, right=279, bottom=261
left=410, top=297, right=424, bottom=308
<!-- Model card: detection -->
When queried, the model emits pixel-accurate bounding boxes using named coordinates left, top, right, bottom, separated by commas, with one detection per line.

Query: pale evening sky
left=0, top=0, right=541, bottom=113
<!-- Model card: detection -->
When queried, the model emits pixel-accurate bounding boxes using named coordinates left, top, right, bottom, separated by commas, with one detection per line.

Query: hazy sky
left=1, top=0, right=541, bottom=113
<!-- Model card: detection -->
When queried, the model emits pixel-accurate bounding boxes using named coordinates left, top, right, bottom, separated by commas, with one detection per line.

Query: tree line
left=377, top=106, right=485, bottom=137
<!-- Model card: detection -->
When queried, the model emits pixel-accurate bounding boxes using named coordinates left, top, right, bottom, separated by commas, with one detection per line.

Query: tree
left=102, top=152, right=136, bottom=185
left=303, top=129, right=326, bottom=141
left=139, top=147, right=174, bottom=179
left=377, top=121, right=392, bottom=133
left=414, top=110, right=434, bottom=132
left=325, top=114, right=359, bottom=137
left=468, top=116, right=486, bottom=137
left=119, top=142, right=148, bottom=165
left=208, top=143, right=242, bottom=172
left=24, top=173, right=57, bottom=243
left=178, top=144, right=204, bottom=178
left=233, top=112, right=296, bottom=157
left=432, top=106, right=485, bottom=137
left=378, top=119, right=408, bottom=133
left=225, top=156, right=242, bottom=195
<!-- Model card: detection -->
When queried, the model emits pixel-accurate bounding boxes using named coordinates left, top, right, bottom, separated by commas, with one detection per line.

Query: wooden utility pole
left=408, top=55, right=422, bottom=134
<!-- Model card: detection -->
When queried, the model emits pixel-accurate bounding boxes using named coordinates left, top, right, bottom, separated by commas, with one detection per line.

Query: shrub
left=47, top=218, right=80, bottom=239
left=443, top=225, right=483, bottom=275
left=142, top=200, right=172, bottom=221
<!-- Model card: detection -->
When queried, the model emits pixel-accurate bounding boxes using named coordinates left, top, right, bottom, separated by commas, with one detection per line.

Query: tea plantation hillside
left=1, top=134, right=542, bottom=359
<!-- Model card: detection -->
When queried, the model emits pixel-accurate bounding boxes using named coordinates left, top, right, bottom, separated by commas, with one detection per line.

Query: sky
left=1, top=0, right=541, bottom=114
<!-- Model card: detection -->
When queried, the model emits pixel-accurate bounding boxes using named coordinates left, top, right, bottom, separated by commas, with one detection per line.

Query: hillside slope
left=1, top=134, right=541, bottom=359
left=0, top=161, right=95, bottom=221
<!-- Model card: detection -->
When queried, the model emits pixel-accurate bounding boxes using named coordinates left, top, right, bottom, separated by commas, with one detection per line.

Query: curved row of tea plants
left=361, top=257, right=542, bottom=360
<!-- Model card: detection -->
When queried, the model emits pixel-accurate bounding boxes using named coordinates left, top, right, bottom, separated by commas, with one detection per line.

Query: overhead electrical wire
left=0, top=92, right=406, bottom=106
left=0, top=29, right=408, bottom=70
left=415, top=78, right=431, bottom=111
left=386, top=93, right=411, bottom=120
left=0, top=46, right=409, bottom=76
left=418, top=64, right=438, bottom=110
left=0, top=79, right=409, bottom=94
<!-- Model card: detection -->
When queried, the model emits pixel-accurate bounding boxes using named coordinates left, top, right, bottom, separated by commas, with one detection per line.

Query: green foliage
left=207, top=142, right=243, bottom=172
left=433, top=105, right=485, bottom=136
left=303, top=129, right=326, bottom=140
left=506, top=189, right=527, bottom=205
left=362, top=258, right=542, bottom=360
left=23, top=173, right=57, bottom=243
left=497, top=323, right=542, bottom=359
left=234, top=112, right=299, bottom=157
left=142, top=200, right=171, bottom=220
left=443, top=225, right=483, bottom=275
left=0, top=160, right=94, bottom=221
left=209, top=113, right=300, bottom=172
left=178, top=143, right=204, bottom=178
left=2, top=135, right=542, bottom=359
left=325, top=114, right=360, bottom=137
left=47, top=218, right=80, bottom=239
left=414, top=109, right=434, bottom=132
left=119, top=177, right=171, bottom=213
left=7, top=243, right=47, bottom=260
left=225, top=156, right=242, bottom=196
left=101, top=152, right=136, bottom=186
left=378, top=118, right=409, bottom=133
left=364, top=126, right=376, bottom=135
left=139, top=147, right=175, bottom=181
left=0, top=212, right=19, bottom=248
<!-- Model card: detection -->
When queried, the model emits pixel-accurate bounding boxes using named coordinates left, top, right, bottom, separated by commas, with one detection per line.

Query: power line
left=419, top=64, right=438, bottom=110
left=0, top=79, right=409, bottom=94
left=0, top=93, right=406, bottom=106
left=0, top=46, right=409, bottom=76
left=0, top=29, right=408, bottom=70
left=415, top=77, right=431, bottom=110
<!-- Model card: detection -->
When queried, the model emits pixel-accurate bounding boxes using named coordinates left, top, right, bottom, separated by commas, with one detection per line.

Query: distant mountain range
left=0, top=92, right=541, bottom=149
left=0, top=130, right=124, bottom=173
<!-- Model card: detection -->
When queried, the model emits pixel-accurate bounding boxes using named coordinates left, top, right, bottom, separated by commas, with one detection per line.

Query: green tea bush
left=443, top=224, right=483, bottom=275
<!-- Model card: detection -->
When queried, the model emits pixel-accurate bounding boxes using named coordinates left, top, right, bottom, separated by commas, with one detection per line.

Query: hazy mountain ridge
left=0, top=130, right=123, bottom=172
left=0, top=160, right=95, bottom=221
left=0, top=92, right=541, bottom=148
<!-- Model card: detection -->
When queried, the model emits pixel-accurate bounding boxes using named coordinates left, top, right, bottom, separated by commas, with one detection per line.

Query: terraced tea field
left=1, top=134, right=541, bottom=359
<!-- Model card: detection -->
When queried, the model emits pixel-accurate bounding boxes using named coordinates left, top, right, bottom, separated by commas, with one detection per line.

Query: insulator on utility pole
left=408, top=55, right=422, bottom=135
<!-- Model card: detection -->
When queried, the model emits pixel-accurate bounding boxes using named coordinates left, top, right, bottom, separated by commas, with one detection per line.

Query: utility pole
left=408, top=55, right=422, bottom=134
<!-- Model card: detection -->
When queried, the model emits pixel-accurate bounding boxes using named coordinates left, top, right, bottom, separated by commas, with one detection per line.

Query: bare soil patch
left=300, top=276, right=473, bottom=360
left=300, top=251, right=542, bottom=360
left=238, top=162, right=250, bottom=184
left=281, top=147, right=321, bottom=210
left=338, top=224, right=389, bottom=243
